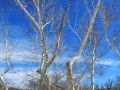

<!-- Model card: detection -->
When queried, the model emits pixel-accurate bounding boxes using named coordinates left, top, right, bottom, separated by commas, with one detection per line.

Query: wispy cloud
left=96, top=59, right=120, bottom=67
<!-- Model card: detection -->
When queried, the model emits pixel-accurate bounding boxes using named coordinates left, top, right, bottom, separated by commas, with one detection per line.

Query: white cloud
left=96, top=59, right=120, bottom=67
left=0, top=44, right=41, bottom=63
left=4, top=71, right=39, bottom=89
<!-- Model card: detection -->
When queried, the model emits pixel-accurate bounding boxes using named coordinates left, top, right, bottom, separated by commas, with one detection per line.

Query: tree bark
left=66, top=62, right=74, bottom=90
left=90, top=33, right=96, bottom=90
left=66, top=0, right=101, bottom=90
left=91, top=51, right=95, bottom=90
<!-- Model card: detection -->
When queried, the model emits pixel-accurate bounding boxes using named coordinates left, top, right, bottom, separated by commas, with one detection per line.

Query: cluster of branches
left=0, top=0, right=120, bottom=90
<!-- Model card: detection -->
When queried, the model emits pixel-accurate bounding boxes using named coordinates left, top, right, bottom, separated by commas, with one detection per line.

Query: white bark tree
left=66, top=0, right=101, bottom=90
left=15, top=0, right=71, bottom=89
left=0, top=13, right=11, bottom=90
left=100, top=0, right=120, bottom=59
left=90, top=33, right=96, bottom=90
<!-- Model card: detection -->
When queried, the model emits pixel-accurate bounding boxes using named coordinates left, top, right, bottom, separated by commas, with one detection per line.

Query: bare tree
left=115, top=75, right=120, bottom=89
left=66, top=0, right=101, bottom=90
left=15, top=0, right=71, bottom=89
left=103, top=79, right=115, bottom=90
left=0, top=13, right=11, bottom=90
left=100, top=0, right=120, bottom=59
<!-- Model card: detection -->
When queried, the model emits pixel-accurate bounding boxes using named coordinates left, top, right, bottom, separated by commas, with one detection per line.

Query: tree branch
left=104, top=30, right=120, bottom=59
left=47, top=1, right=71, bottom=66
left=16, top=0, right=40, bottom=29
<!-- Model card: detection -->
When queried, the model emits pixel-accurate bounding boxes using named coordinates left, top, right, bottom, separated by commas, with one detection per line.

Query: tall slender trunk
left=91, top=33, right=96, bottom=90
left=91, top=57, right=95, bottom=90
left=4, top=22, right=9, bottom=90
left=0, top=14, right=9, bottom=90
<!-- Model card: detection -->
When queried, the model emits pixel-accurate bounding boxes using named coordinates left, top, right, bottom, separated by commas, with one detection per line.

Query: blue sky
left=0, top=0, right=120, bottom=88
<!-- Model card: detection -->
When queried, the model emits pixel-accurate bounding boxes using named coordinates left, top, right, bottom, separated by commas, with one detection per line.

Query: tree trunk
left=91, top=34, right=96, bottom=90
left=91, top=58, right=95, bottom=90
left=37, top=62, right=49, bottom=90
left=66, top=62, right=74, bottom=90
left=0, top=76, right=8, bottom=90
